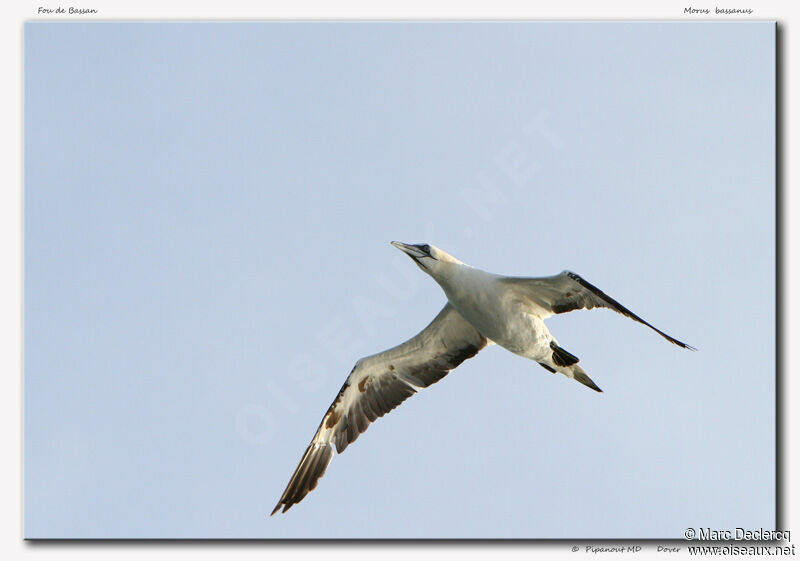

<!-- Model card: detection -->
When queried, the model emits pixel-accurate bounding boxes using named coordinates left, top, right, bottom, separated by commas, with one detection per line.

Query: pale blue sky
left=24, top=22, right=774, bottom=538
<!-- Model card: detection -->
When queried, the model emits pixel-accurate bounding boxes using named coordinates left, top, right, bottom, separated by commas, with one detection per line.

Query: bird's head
left=390, top=241, right=464, bottom=281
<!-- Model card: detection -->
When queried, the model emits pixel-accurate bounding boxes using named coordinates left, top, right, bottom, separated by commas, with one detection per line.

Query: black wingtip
left=271, top=502, right=294, bottom=516
left=672, top=338, right=697, bottom=351
left=565, top=271, right=696, bottom=354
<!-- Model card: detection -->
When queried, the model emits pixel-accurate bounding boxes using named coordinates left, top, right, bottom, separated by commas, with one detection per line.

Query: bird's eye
left=422, top=245, right=431, bottom=254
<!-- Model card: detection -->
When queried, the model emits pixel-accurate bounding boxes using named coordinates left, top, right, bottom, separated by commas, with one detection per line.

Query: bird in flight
left=272, top=242, right=694, bottom=514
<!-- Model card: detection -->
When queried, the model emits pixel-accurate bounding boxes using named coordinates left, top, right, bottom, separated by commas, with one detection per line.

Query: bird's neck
left=432, top=262, right=490, bottom=296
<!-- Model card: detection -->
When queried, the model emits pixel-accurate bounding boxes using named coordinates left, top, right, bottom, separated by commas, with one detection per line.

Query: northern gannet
left=272, top=242, right=694, bottom=514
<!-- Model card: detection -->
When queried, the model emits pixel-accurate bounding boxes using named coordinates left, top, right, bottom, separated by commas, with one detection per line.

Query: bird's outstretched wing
left=271, top=303, right=487, bottom=515
left=502, top=270, right=695, bottom=350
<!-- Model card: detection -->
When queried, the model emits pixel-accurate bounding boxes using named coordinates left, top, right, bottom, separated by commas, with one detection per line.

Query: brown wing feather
left=271, top=304, right=486, bottom=515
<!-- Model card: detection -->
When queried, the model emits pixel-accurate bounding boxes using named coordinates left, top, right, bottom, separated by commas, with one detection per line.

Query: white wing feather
left=272, top=303, right=487, bottom=514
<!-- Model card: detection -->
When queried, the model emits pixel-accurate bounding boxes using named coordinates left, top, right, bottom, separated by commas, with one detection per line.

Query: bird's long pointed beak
left=391, top=241, right=427, bottom=259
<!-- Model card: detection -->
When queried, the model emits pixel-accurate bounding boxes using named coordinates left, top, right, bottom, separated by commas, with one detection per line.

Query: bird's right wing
left=502, top=270, right=695, bottom=350
left=271, top=303, right=487, bottom=515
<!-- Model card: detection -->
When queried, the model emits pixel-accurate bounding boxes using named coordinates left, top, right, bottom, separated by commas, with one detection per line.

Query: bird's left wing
left=502, top=270, right=695, bottom=350
left=271, top=303, right=487, bottom=515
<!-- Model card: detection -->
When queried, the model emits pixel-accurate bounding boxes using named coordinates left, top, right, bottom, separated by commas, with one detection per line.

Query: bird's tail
left=569, top=364, right=603, bottom=393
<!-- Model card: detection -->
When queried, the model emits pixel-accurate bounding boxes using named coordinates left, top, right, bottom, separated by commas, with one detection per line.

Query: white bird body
left=437, top=264, right=551, bottom=359
left=271, top=242, right=694, bottom=515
